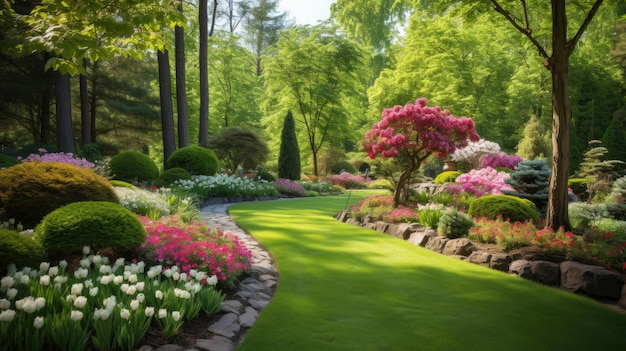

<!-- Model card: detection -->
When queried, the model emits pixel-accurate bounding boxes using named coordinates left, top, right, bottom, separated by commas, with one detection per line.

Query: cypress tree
left=278, top=111, right=301, bottom=180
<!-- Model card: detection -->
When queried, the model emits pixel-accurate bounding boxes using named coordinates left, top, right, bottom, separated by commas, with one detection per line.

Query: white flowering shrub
left=450, top=139, right=501, bottom=169
left=114, top=187, right=171, bottom=217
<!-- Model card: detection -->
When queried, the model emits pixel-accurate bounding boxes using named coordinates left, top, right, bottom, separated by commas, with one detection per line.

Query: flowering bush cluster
left=173, top=174, right=278, bottom=201
left=479, top=153, right=524, bottom=170
left=275, top=178, right=306, bottom=197
left=0, top=250, right=223, bottom=350
left=381, top=206, right=419, bottom=223
left=450, top=139, right=501, bottom=169
left=137, top=216, right=252, bottom=287
left=454, top=167, right=514, bottom=197
left=326, top=172, right=370, bottom=189
left=19, top=148, right=95, bottom=169
left=115, top=186, right=172, bottom=218
left=297, top=181, right=342, bottom=194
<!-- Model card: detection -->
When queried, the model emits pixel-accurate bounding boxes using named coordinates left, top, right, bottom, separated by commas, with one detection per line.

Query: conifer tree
left=517, top=116, right=550, bottom=161
left=278, top=111, right=301, bottom=180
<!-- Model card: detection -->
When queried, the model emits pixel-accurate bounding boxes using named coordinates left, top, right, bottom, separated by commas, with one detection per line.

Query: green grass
left=229, top=191, right=626, bottom=351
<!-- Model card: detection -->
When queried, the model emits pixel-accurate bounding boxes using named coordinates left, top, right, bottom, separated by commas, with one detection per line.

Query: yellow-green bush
left=434, top=171, right=461, bottom=184
left=568, top=178, right=588, bottom=197
left=110, top=180, right=135, bottom=188
left=468, top=194, right=539, bottom=224
left=109, top=150, right=159, bottom=183
left=0, top=229, right=45, bottom=273
left=0, top=162, right=118, bottom=229
left=34, top=201, right=146, bottom=259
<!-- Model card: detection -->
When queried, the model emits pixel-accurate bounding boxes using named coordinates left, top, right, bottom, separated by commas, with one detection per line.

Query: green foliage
left=367, top=178, right=393, bottom=191
left=502, top=159, right=551, bottom=216
left=208, top=126, right=270, bottom=173
left=0, top=229, right=45, bottom=273
left=331, top=160, right=356, bottom=174
left=358, top=162, right=371, bottom=174
left=434, top=171, right=461, bottom=184
left=256, top=171, right=276, bottom=182
left=109, top=150, right=159, bottom=183
left=154, top=167, right=191, bottom=187
left=516, top=116, right=550, bottom=161
left=109, top=180, right=135, bottom=188
left=114, top=187, right=171, bottom=218
left=0, top=162, right=118, bottom=229
left=34, top=201, right=146, bottom=259
left=577, top=140, right=626, bottom=202
left=437, top=208, right=474, bottom=239
left=418, top=206, right=443, bottom=229
left=495, top=167, right=513, bottom=173
left=77, top=143, right=102, bottom=162
left=469, top=195, right=540, bottom=224
left=278, top=116, right=301, bottom=180
left=609, top=175, right=626, bottom=204
left=568, top=178, right=588, bottom=198
left=0, top=153, right=19, bottom=168
left=167, top=145, right=219, bottom=176
left=17, top=143, right=57, bottom=158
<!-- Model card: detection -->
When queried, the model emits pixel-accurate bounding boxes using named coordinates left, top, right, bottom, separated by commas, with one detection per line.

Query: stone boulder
left=467, top=251, right=492, bottom=267
left=374, top=221, right=389, bottom=233
left=509, top=260, right=533, bottom=280
left=407, top=230, right=432, bottom=247
left=530, top=261, right=560, bottom=286
left=425, top=236, right=448, bottom=253
left=489, top=253, right=513, bottom=272
left=385, top=223, right=420, bottom=240
left=442, top=238, right=477, bottom=257
left=560, top=261, right=624, bottom=300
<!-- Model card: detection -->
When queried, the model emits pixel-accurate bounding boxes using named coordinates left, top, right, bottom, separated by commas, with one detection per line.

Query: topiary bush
left=0, top=153, right=19, bottom=169
left=0, top=162, right=119, bottom=229
left=331, top=160, right=356, bottom=175
left=154, top=167, right=191, bottom=187
left=0, top=229, right=45, bottom=273
left=468, top=194, right=539, bottom=224
left=167, top=145, right=219, bottom=176
left=437, top=208, right=474, bottom=239
left=34, top=201, right=146, bottom=260
left=434, top=171, right=461, bottom=184
left=109, top=150, right=159, bottom=183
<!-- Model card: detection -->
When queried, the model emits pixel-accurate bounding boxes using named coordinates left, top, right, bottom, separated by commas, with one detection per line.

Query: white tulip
left=144, top=307, right=155, bottom=318
left=120, top=308, right=130, bottom=320
left=172, top=311, right=181, bottom=322
left=158, top=308, right=167, bottom=319
left=73, top=296, right=87, bottom=308
left=39, top=275, right=50, bottom=286
left=33, top=316, right=44, bottom=329
left=70, top=310, right=83, bottom=321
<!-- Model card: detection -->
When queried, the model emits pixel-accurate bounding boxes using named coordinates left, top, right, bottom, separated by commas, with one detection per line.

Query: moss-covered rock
left=109, top=150, right=159, bottom=183
left=469, top=194, right=539, bottom=224
left=34, top=201, right=146, bottom=259
left=166, top=145, right=219, bottom=176
left=0, top=162, right=118, bottom=229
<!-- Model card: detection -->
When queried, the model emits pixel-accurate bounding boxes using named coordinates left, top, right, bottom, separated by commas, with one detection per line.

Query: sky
left=277, top=0, right=334, bottom=25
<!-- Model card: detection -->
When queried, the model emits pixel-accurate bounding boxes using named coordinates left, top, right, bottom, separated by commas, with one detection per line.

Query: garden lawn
left=229, top=191, right=626, bottom=351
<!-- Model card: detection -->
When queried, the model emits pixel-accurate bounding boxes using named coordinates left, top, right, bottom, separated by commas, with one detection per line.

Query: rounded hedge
left=331, top=160, right=356, bottom=175
left=256, top=171, right=276, bottom=182
left=434, top=171, right=462, bottom=184
left=154, top=167, right=192, bottom=187
left=468, top=194, right=539, bottom=224
left=166, top=145, right=219, bottom=176
left=0, top=229, right=45, bottom=273
left=0, top=162, right=119, bottom=229
left=109, top=150, right=159, bottom=183
left=34, top=201, right=146, bottom=259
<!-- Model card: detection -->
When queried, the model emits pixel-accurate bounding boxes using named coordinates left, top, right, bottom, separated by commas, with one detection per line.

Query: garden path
left=136, top=202, right=279, bottom=351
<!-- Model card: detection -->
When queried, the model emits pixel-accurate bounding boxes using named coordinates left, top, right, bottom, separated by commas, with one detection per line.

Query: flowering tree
left=363, top=98, right=479, bottom=205
left=450, top=138, right=501, bottom=169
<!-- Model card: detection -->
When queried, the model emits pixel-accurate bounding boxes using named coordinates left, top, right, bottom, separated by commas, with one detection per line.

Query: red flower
left=151, top=185, right=158, bottom=191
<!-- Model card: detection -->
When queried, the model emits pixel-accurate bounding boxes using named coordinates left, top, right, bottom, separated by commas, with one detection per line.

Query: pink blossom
left=455, top=167, right=514, bottom=197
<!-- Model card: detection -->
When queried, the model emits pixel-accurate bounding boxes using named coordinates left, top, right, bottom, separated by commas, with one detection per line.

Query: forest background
left=1, top=0, right=625, bottom=178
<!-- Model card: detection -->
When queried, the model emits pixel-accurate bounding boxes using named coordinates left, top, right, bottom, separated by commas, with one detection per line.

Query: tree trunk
left=158, top=50, right=177, bottom=165
left=55, top=72, right=75, bottom=153
left=545, top=0, right=571, bottom=230
left=198, top=0, right=217, bottom=147
left=90, top=61, right=98, bottom=144
left=39, top=55, right=52, bottom=145
left=80, top=60, right=91, bottom=146
left=175, top=0, right=189, bottom=148
left=393, top=163, right=420, bottom=206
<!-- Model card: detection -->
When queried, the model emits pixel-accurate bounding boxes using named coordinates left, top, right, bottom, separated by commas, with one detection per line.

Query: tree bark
left=39, top=55, right=52, bottom=145
left=545, top=0, right=571, bottom=230
left=198, top=0, right=217, bottom=147
left=158, top=50, right=177, bottom=165
left=55, top=72, right=75, bottom=153
left=80, top=60, right=91, bottom=146
left=175, top=0, right=189, bottom=148
left=89, top=61, right=98, bottom=144
left=393, top=163, right=420, bottom=206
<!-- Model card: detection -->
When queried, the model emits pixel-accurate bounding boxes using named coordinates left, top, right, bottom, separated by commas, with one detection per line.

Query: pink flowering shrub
left=479, top=153, right=523, bottom=170
left=455, top=167, right=514, bottom=197
left=19, top=148, right=95, bottom=168
left=326, top=172, right=369, bottom=189
left=348, top=195, right=395, bottom=220
left=275, top=178, right=306, bottom=197
left=381, top=206, right=419, bottom=223
left=137, top=216, right=252, bottom=287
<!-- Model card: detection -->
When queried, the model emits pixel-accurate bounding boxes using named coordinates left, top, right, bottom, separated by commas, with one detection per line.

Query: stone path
left=137, top=202, right=279, bottom=351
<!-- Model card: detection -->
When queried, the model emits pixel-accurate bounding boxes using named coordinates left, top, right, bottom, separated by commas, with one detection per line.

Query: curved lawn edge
left=229, top=192, right=626, bottom=351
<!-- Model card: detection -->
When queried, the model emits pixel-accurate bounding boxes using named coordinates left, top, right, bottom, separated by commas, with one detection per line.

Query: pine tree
left=602, top=114, right=626, bottom=162
left=502, top=159, right=551, bottom=217
left=278, top=111, right=301, bottom=180
left=577, top=140, right=626, bottom=202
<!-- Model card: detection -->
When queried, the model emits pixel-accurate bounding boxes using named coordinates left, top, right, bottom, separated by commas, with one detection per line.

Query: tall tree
left=199, top=0, right=218, bottom=147
left=262, top=23, right=365, bottom=177
left=55, top=72, right=75, bottom=152
left=175, top=0, right=189, bottom=148
left=278, top=110, right=301, bottom=180
left=158, top=50, right=177, bottom=164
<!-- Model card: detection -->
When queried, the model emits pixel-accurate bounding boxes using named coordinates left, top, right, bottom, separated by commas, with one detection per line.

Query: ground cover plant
left=229, top=193, right=626, bottom=351
left=172, top=174, right=278, bottom=202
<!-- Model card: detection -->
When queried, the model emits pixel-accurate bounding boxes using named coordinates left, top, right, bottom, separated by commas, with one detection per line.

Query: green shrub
left=331, top=160, right=356, bottom=175
left=437, top=208, right=474, bottom=239
left=17, top=143, right=56, bottom=158
left=418, top=206, right=443, bottom=229
left=502, top=159, right=551, bottom=216
left=0, top=229, right=45, bottom=273
left=110, top=180, right=135, bottom=188
left=278, top=111, right=301, bottom=180
left=256, top=171, right=276, bottom=182
left=0, top=162, right=118, bottom=229
left=167, top=145, right=219, bottom=176
left=495, top=167, right=513, bottom=174
left=304, top=190, right=320, bottom=197
left=114, top=187, right=171, bottom=217
left=367, top=178, right=393, bottom=190
left=568, top=178, right=588, bottom=198
left=34, top=201, right=146, bottom=259
left=109, top=150, right=159, bottom=183
left=434, top=171, right=461, bottom=184
left=0, top=153, right=19, bottom=169
left=154, top=167, right=191, bottom=187
left=358, top=162, right=371, bottom=174
left=609, top=175, right=626, bottom=204
left=77, top=143, right=103, bottom=162
left=468, top=194, right=539, bottom=224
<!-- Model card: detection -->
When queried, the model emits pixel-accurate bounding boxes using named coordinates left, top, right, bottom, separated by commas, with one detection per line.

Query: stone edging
left=336, top=210, right=626, bottom=312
